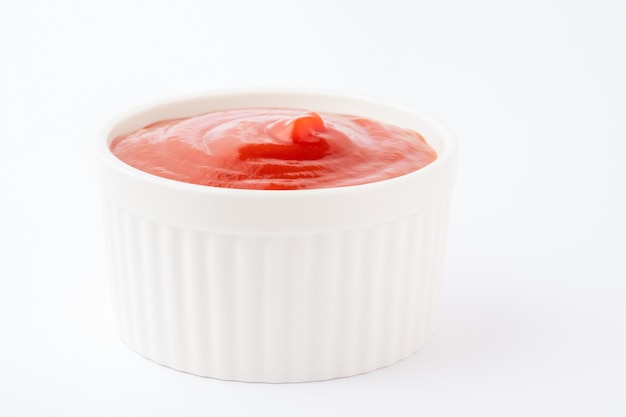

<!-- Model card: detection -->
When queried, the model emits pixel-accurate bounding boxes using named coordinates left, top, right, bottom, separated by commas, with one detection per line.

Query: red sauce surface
left=110, top=108, right=437, bottom=190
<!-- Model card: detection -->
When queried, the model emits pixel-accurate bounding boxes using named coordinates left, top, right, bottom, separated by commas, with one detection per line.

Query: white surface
left=0, top=0, right=624, bottom=415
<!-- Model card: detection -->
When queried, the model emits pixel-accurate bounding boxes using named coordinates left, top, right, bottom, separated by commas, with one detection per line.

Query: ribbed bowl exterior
left=102, top=196, right=451, bottom=383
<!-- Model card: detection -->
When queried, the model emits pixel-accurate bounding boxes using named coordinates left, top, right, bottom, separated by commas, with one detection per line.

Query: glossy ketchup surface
left=110, top=108, right=437, bottom=190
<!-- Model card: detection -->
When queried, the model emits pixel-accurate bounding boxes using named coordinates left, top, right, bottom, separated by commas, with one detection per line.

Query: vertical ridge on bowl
left=102, top=196, right=451, bottom=383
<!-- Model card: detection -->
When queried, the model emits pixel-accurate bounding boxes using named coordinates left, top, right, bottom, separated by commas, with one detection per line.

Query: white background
left=1, top=0, right=624, bottom=415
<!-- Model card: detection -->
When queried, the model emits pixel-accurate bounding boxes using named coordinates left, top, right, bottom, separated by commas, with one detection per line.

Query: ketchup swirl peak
left=239, top=112, right=331, bottom=161
left=110, top=107, right=438, bottom=190
left=268, top=111, right=326, bottom=144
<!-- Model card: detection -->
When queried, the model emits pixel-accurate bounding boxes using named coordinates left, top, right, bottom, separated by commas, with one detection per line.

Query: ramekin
left=96, top=90, right=457, bottom=383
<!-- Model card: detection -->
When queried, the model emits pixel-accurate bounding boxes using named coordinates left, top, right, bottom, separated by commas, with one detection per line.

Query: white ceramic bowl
left=96, top=90, right=458, bottom=382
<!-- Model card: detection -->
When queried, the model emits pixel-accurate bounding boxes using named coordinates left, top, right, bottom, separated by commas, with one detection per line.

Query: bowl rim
left=96, top=89, right=458, bottom=233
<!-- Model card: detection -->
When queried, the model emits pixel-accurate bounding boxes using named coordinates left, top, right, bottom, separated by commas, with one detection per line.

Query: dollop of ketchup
left=110, top=108, right=437, bottom=190
left=238, top=112, right=331, bottom=161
